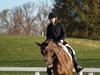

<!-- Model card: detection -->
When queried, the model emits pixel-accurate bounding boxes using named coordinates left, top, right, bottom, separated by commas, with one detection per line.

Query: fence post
left=88, top=72, right=93, bottom=75
left=79, top=71, right=83, bottom=75
left=35, top=72, right=40, bottom=75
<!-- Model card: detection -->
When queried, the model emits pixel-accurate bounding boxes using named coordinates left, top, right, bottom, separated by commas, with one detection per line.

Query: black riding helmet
left=48, top=12, right=56, bottom=19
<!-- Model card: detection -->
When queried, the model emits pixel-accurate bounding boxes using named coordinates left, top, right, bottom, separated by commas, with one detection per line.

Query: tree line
left=52, top=0, right=100, bottom=40
left=0, top=2, right=50, bottom=35
left=0, top=0, right=100, bottom=40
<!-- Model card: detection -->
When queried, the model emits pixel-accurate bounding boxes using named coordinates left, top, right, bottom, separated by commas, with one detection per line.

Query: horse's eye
left=40, top=46, right=48, bottom=56
left=41, top=49, right=47, bottom=56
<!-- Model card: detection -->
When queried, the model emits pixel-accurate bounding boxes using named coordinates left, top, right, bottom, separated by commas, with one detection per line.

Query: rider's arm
left=58, top=24, right=66, bottom=42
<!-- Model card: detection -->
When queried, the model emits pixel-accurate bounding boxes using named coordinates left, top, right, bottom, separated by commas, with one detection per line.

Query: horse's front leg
left=47, top=68, right=52, bottom=75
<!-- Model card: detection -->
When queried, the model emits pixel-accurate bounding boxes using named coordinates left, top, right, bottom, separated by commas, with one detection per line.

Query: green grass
left=0, top=35, right=45, bottom=67
left=0, top=72, right=46, bottom=75
left=0, top=35, right=100, bottom=75
left=66, top=38, right=100, bottom=68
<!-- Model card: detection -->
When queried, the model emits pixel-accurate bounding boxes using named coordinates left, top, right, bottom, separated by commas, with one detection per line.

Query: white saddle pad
left=58, top=43, right=72, bottom=61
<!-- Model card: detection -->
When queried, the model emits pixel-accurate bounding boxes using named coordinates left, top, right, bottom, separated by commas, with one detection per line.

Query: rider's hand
left=59, top=40, right=63, bottom=44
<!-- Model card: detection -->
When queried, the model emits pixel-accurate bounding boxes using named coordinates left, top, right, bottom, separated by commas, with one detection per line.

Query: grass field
left=0, top=35, right=100, bottom=75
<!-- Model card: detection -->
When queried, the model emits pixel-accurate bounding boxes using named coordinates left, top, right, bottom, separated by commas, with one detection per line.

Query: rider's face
left=50, top=17, right=56, bottom=24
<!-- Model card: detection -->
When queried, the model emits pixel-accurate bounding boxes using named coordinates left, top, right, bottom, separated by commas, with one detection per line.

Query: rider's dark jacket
left=46, top=23, right=66, bottom=42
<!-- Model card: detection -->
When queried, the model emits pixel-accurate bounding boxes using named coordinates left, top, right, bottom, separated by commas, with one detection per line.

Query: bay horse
left=37, top=40, right=73, bottom=75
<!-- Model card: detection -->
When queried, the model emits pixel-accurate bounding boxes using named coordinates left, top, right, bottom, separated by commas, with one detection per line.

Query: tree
left=73, top=0, right=100, bottom=39
left=37, top=1, right=51, bottom=36
left=11, top=2, right=37, bottom=35
left=0, top=9, right=12, bottom=34
left=52, top=0, right=100, bottom=39
left=11, top=7, right=23, bottom=34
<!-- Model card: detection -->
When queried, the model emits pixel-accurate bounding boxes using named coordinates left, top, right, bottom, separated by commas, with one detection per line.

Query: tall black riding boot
left=66, top=46, right=83, bottom=73
left=72, top=53, right=83, bottom=72
left=47, top=68, right=52, bottom=75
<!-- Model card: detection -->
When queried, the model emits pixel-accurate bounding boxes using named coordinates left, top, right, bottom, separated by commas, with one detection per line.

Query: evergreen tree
left=52, top=0, right=100, bottom=40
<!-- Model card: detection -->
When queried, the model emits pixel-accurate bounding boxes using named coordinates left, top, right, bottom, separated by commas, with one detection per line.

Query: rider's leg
left=65, top=44, right=83, bottom=73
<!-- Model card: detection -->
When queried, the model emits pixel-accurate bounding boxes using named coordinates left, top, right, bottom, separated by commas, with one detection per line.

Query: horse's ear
left=44, top=40, right=49, bottom=46
left=36, top=42, right=41, bottom=46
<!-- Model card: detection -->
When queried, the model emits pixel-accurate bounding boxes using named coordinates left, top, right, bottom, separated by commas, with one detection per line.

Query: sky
left=0, top=0, right=53, bottom=12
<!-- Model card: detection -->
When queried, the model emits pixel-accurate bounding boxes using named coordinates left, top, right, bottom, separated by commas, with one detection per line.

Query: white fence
left=0, top=67, right=100, bottom=75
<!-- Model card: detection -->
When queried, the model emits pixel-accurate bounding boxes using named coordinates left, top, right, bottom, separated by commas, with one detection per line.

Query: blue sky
left=0, top=0, right=53, bottom=12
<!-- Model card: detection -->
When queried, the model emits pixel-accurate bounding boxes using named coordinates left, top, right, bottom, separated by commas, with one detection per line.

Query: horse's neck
left=49, top=41, right=61, bottom=54
left=49, top=41, right=70, bottom=63
left=49, top=42, right=68, bottom=74
left=48, top=42, right=73, bottom=75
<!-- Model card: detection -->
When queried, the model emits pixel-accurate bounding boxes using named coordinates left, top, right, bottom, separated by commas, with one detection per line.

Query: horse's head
left=36, top=40, right=55, bottom=68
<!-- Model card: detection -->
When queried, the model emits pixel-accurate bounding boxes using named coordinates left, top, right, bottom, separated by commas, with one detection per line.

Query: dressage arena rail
left=0, top=67, right=100, bottom=75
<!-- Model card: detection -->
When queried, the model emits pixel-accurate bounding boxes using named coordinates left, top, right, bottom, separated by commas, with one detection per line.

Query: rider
left=46, top=12, right=83, bottom=75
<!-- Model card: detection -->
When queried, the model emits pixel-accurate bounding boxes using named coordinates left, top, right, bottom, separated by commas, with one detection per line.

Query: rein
left=51, top=47, right=62, bottom=63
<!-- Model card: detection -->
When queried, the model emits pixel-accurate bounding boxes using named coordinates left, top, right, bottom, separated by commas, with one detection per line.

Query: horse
left=37, top=40, right=73, bottom=75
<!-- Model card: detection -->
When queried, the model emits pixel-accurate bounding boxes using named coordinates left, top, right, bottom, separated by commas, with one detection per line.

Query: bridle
left=40, top=41, right=69, bottom=69
left=52, top=48, right=62, bottom=62
left=45, top=44, right=70, bottom=70
left=45, top=46, right=62, bottom=68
